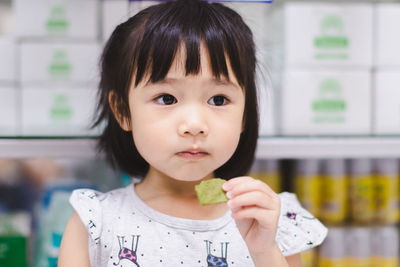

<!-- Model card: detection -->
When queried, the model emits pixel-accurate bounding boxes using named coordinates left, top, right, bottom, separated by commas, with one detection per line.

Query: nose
left=177, top=105, right=209, bottom=137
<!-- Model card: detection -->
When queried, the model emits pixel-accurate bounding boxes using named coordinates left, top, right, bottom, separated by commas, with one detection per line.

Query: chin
left=170, top=171, right=214, bottom=182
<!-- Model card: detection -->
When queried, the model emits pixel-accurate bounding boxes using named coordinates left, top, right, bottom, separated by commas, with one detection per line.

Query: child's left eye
left=208, top=95, right=230, bottom=106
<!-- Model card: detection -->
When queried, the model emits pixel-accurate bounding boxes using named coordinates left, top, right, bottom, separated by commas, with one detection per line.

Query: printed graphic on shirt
left=285, top=211, right=317, bottom=246
left=204, top=240, right=229, bottom=267
left=286, top=211, right=316, bottom=222
left=113, top=235, right=140, bottom=267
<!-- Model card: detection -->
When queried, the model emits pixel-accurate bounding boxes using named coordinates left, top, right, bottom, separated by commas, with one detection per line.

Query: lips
left=176, top=149, right=209, bottom=159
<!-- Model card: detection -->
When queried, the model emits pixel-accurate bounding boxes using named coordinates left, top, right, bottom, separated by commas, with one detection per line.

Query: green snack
left=195, top=178, right=228, bottom=206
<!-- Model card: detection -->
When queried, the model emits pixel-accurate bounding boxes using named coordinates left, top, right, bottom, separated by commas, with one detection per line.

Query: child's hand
left=222, top=176, right=281, bottom=255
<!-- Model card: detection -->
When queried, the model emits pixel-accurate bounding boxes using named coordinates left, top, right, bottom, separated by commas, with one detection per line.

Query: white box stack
left=281, top=70, right=371, bottom=135
left=0, top=37, right=18, bottom=136
left=14, top=0, right=98, bottom=40
left=0, top=38, right=16, bottom=82
left=13, top=0, right=103, bottom=136
left=20, top=42, right=100, bottom=83
left=0, top=86, right=18, bottom=136
left=280, top=2, right=373, bottom=135
left=21, top=86, right=99, bottom=136
left=374, top=4, right=400, bottom=135
left=224, top=2, right=275, bottom=136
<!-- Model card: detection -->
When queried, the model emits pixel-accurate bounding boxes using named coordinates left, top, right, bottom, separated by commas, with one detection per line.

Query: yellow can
left=374, top=159, right=400, bottom=224
left=371, top=226, right=399, bottom=267
left=294, top=159, right=321, bottom=217
left=320, top=159, right=348, bottom=224
left=346, top=227, right=373, bottom=267
left=318, top=257, right=347, bottom=267
left=349, top=159, right=375, bottom=223
left=250, top=160, right=281, bottom=193
left=318, top=227, right=347, bottom=267
left=301, top=248, right=316, bottom=267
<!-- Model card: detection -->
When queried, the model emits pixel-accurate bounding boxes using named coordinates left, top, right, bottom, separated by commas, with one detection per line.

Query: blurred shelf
left=0, top=138, right=99, bottom=158
left=256, top=136, right=400, bottom=159
left=1, top=136, right=400, bottom=159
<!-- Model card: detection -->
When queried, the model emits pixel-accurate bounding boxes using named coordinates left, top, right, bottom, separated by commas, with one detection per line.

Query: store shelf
left=256, top=136, right=400, bottom=159
left=2, top=136, right=400, bottom=159
left=0, top=138, right=99, bottom=159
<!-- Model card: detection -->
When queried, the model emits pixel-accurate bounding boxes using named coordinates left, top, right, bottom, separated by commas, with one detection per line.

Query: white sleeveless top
left=70, top=183, right=328, bottom=267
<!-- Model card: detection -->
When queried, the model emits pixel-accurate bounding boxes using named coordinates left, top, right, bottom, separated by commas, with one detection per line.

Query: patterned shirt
left=70, top=182, right=328, bottom=267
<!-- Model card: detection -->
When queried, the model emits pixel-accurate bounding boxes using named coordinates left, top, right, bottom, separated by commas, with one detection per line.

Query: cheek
left=130, top=111, right=173, bottom=163
left=213, top=114, right=243, bottom=159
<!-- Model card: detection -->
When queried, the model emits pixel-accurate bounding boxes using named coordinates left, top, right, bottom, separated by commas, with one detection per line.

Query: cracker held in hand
left=195, top=178, right=228, bottom=206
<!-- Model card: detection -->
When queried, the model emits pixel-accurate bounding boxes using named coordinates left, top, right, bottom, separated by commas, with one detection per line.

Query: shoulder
left=59, top=212, right=90, bottom=267
left=276, top=192, right=328, bottom=256
left=69, top=186, right=131, bottom=242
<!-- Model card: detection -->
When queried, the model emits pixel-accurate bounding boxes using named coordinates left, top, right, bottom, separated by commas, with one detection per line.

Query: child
left=59, top=0, right=327, bottom=266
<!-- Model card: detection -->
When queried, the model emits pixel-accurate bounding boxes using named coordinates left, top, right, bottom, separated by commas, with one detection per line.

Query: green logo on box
left=314, top=14, right=349, bottom=60
left=48, top=50, right=71, bottom=79
left=50, top=94, right=72, bottom=122
left=312, top=78, right=346, bottom=123
left=46, top=6, right=69, bottom=34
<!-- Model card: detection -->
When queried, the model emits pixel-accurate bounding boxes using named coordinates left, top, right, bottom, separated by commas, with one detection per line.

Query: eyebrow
left=146, top=77, right=241, bottom=90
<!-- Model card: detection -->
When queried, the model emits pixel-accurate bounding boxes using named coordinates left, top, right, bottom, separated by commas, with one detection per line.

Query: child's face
left=124, top=46, right=245, bottom=181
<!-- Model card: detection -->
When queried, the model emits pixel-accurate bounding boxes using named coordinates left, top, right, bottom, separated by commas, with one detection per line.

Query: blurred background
left=1, top=0, right=400, bottom=266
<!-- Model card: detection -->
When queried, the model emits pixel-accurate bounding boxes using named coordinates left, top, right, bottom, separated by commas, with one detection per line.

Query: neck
left=134, top=167, right=228, bottom=220
left=137, top=166, right=214, bottom=200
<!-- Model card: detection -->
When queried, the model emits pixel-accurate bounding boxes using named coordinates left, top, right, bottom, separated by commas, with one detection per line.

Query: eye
left=154, top=94, right=177, bottom=105
left=208, top=95, right=230, bottom=106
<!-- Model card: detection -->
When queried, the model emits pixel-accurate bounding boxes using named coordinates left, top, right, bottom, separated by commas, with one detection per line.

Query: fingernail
left=226, top=191, right=232, bottom=199
left=222, top=182, right=230, bottom=190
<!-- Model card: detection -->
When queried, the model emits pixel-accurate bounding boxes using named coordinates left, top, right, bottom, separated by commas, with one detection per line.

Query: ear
left=108, top=91, right=131, bottom=131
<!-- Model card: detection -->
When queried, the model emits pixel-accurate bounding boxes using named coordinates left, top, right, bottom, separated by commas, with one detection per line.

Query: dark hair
left=93, top=0, right=259, bottom=180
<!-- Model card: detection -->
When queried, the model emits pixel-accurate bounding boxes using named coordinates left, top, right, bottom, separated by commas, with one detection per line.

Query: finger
left=225, top=178, right=277, bottom=199
left=231, top=206, right=279, bottom=227
left=227, top=191, right=280, bottom=211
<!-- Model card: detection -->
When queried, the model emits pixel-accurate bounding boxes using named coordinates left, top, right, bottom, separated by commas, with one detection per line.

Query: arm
left=223, top=177, right=303, bottom=267
left=58, top=212, right=91, bottom=267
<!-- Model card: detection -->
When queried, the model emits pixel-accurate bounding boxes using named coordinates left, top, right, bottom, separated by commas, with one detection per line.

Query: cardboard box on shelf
left=375, top=4, right=400, bottom=68
left=0, top=38, right=16, bottom=82
left=374, top=70, right=400, bottom=134
left=102, top=0, right=130, bottom=42
left=14, top=0, right=98, bottom=39
left=280, top=69, right=371, bottom=135
left=20, top=42, right=101, bottom=83
left=284, top=2, right=373, bottom=68
left=0, top=86, right=18, bottom=136
left=21, top=86, right=100, bottom=136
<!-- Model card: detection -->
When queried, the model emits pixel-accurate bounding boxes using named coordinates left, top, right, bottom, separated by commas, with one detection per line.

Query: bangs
left=134, top=1, right=247, bottom=87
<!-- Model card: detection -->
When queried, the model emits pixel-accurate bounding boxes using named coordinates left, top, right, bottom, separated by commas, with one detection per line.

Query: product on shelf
left=0, top=38, right=16, bottom=82
left=349, top=159, right=375, bottom=224
left=34, top=179, right=96, bottom=267
left=300, top=248, right=316, bottom=267
left=374, top=71, right=400, bottom=135
left=318, top=227, right=347, bottom=267
left=294, top=159, right=320, bottom=218
left=346, top=227, right=372, bottom=266
left=281, top=70, right=372, bottom=135
left=14, top=0, right=98, bottom=39
left=320, top=159, right=348, bottom=224
left=375, top=4, right=400, bottom=68
left=283, top=2, right=373, bottom=68
left=374, top=159, right=400, bottom=224
left=249, top=159, right=281, bottom=193
left=0, top=87, right=18, bottom=136
left=0, top=212, right=30, bottom=267
left=372, top=226, right=399, bottom=267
